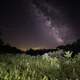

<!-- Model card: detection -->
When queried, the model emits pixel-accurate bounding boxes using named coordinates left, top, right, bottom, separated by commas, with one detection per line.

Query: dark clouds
left=0, top=0, right=80, bottom=50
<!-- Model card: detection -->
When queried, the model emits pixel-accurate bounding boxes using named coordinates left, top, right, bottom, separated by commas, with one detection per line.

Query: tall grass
left=0, top=52, right=80, bottom=80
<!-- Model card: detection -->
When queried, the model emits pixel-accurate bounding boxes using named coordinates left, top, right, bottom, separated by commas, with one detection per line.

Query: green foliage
left=0, top=53, right=80, bottom=80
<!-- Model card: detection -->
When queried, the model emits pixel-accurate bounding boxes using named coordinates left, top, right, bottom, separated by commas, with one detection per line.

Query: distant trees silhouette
left=26, top=48, right=54, bottom=56
left=1, top=44, right=22, bottom=54
left=0, top=31, right=80, bottom=56
left=57, top=39, right=80, bottom=56
left=0, top=32, right=4, bottom=46
left=0, top=32, right=23, bottom=54
left=26, top=39, right=80, bottom=56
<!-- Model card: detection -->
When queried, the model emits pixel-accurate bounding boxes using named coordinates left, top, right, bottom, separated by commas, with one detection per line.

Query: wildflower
left=50, top=57, right=60, bottom=69
left=64, top=51, right=72, bottom=58
left=43, top=75, right=48, bottom=80
left=42, top=53, right=49, bottom=60
left=65, top=60, right=70, bottom=64
left=27, top=62, right=29, bottom=66
left=28, top=76, right=30, bottom=80
left=76, top=78, right=79, bottom=80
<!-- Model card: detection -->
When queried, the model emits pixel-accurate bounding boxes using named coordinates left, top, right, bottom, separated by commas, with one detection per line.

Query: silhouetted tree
left=56, top=39, right=80, bottom=57
left=26, top=48, right=55, bottom=56
left=0, top=32, right=4, bottom=46
left=2, top=43, right=23, bottom=54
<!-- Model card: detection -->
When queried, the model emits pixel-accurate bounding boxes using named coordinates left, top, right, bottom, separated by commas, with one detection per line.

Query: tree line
left=0, top=32, right=80, bottom=56
left=0, top=33, right=23, bottom=54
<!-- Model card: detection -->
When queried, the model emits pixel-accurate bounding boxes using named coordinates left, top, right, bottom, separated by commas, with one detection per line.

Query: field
left=0, top=52, right=80, bottom=80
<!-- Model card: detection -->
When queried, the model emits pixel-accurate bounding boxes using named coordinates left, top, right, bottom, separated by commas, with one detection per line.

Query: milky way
left=32, top=2, right=76, bottom=46
left=0, top=0, right=80, bottom=50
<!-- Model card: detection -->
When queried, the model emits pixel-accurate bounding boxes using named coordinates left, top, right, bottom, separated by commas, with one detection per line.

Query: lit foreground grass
left=0, top=53, right=80, bottom=80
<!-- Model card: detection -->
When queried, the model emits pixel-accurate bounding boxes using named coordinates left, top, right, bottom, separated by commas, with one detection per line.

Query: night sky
left=0, top=0, right=80, bottom=50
